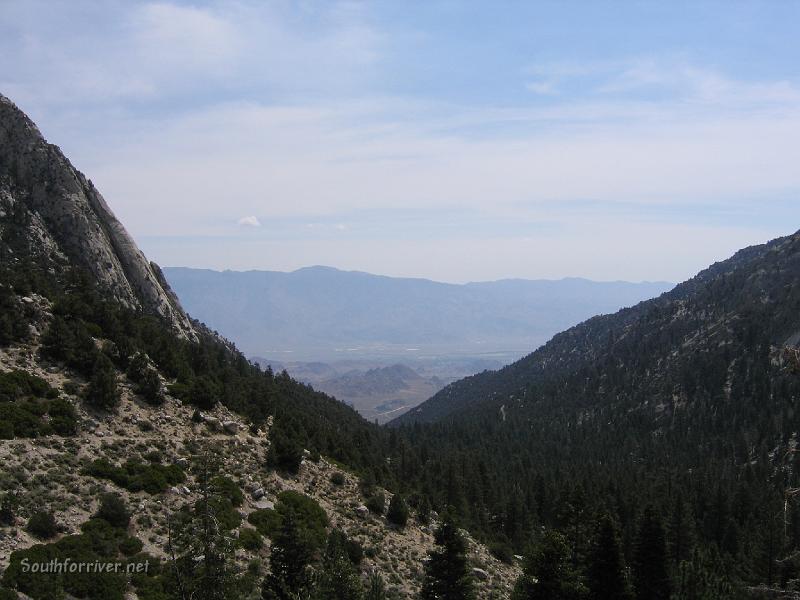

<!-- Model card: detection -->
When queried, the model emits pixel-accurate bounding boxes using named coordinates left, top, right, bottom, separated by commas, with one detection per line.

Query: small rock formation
left=0, top=94, right=196, bottom=340
left=222, top=421, right=238, bottom=435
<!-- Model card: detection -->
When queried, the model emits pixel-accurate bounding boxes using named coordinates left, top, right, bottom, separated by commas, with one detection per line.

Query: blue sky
left=2, top=1, right=799, bottom=283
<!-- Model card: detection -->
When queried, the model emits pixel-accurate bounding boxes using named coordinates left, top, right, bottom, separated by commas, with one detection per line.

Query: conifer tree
left=632, top=506, right=671, bottom=600
left=512, top=529, right=587, bottom=600
left=587, top=514, right=631, bottom=600
left=421, top=518, right=475, bottom=600
left=262, top=510, right=313, bottom=600
left=387, top=494, right=409, bottom=528
left=167, top=453, right=237, bottom=600
left=668, top=495, right=695, bottom=567
left=673, top=549, right=737, bottom=600
left=312, top=529, right=364, bottom=600
left=86, top=354, right=120, bottom=410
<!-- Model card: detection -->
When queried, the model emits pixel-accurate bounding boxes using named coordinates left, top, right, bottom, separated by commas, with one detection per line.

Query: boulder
left=252, top=488, right=265, bottom=500
left=355, top=505, right=370, bottom=518
left=472, top=568, right=489, bottom=582
left=222, top=421, right=238, bottom=434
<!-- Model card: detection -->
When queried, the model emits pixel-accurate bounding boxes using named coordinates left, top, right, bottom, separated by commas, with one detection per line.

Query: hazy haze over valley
left=165, top=265, right=672, bottom=419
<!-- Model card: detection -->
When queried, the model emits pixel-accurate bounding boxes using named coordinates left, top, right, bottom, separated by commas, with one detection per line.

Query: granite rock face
left=0, top=93, right=196, bottom=339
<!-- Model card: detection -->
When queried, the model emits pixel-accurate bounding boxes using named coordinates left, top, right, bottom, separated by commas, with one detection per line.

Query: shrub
left=0, top=587, right=18, bottom=600
left=85, top=355, right=119, bottom=411
left=26, top=511, right=58, bottom=540
left=83, top=459, right=185, bottom=495
left=330, top=472, right=346, bottom=486
left=247, top=491, right=328, bottom=553
left=238, top=527, right=263, bottom=551
left=345, top=538, right=364, bottom=566
left=489, top=541, right=514, bottom=564
left=386, top=494, right=409, bottom=528
left=266, top=432, right=303, bottom=475
left=212, top=476, right=244, bottom=508
left=47, top=398, right=78, bottom=436
left=0, top=494, right=16, bottom=526
left=96, top=493, right=130, bottom=529
left=119, top=536, right=144, bottom=556
left=0, top=370, right=54, bottom=402
left=365, top=492, right=386, bottom=516
left=127, top=354, right=164, bottom=405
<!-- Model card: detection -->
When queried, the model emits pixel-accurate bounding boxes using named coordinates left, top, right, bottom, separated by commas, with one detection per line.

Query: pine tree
left=511, top=529, right=587, bottom=600
left=312, top=529, right=364, bottom=600
left=587, top=514, right=631, bottom=600
left=667, top=495, right=695, bottom=567
left=262, top=510, right=312, bottom=600
left=167, top=453, right=237, bottom=600
left=85, top=354, right=120, bottom=410
left=673, top=549, right=737, bottom=600
left=632, top=506, right=671, bottom=600
left=387, top=494, right=409, bottom=528
left=421, top=518, right=475, bottom=600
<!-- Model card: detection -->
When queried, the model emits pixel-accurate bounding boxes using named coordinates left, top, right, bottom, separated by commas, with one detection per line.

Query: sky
left=1, top=1, right=799, bottom=284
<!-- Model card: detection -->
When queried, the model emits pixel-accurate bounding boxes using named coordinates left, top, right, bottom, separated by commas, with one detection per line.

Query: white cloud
left=237, top=215, right=261, bottom=227
left=2, top=3, right=799, bottom=282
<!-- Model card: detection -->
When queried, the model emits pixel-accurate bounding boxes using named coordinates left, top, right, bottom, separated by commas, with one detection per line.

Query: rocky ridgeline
left=0, top=93, right=195, bottom=340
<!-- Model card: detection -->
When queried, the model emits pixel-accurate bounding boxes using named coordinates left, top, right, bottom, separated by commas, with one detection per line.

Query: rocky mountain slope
left=0, top=336, right=517, bottom=598
left=394, top=230, right=800, bottom=425
left=0, top=94, right=194, bottom=339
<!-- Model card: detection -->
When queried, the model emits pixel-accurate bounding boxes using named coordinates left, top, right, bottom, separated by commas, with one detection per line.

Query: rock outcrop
left=0, top=93, right=196, bottom=339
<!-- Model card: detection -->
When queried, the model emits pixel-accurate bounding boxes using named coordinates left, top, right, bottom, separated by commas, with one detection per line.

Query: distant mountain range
left=164, top=266, right=673, bottom=362
left=253, top=356, right=504, bottom=423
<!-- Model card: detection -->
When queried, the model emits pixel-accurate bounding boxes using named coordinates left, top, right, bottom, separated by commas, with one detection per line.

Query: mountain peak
left=0, top=93, right=196, bottom=339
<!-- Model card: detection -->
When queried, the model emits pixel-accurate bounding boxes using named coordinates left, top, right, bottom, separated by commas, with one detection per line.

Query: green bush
left=47, top=398, right=78, bottom=436
left=266, top=431, right=303, bottom=475
left=212, top=476, right=244, bottom=508
left=365, top=492, right=386, bottom=516
left=247, top=490, right=328, bottom=553
left=83, top=459, right=185, bottom=495
left=0, top=494, right=15, bottom=526
left=0, top=586, right=19, bottom=600
left=3, top=513, right=147, bottom=600
left=386, top=494, right=409, bottom=527
left=330, top=472, right=346, bottom=486
left=26, top=511, right=58, bottom=540
left=238, top=527, right=263, bottom=551
left=345, top=538, right=364, bottom=565
left=127, top=354, right=164, bottom=405
left=489, top=541, right=514, bottom=564
left=0, top=370, right=55, bottom=402
left=118, top=536, right=143, bottom=556
left=85, top=354, right=119, bottom=411
left=96, top=493, right=130, bottom=529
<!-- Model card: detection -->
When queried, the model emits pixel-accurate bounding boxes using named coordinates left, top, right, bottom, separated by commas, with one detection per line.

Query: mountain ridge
left=0, top=93, right=195, bottom=340
left=164, top=265, right=674, bottom=361
left=393, top=228, right=800, bottom=425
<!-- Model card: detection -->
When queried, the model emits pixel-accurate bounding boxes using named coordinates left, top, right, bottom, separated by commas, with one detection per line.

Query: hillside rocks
left=0, top=93, right=196, bottom=340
